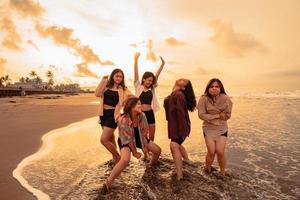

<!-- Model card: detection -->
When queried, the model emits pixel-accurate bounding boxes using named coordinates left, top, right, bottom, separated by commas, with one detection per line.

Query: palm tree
left=35, top=76, right=43, bottom=84
left=29, top=71, right=37, bottom=79
left=46, top=70, right=54, bottom=86
left=48, top=79, right=54, bottom=86
left=3, top=75, right=11, bottom=86
left=19, top=77, right=26, bottom=83
left=25, top=77, right=30, bottom=83
left=46, top=70, right=54, bottom=79
left=0, top=76, right=4, bottom=87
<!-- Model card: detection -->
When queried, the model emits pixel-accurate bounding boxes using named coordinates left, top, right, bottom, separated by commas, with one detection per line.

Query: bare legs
left=105, top=142, right=161, bottom=188
left=106, top=147, right=131, bottom=187
left=179, top=145, right=189, bottom=161
left=204, top=136, right=227, bottom=175
left=216, top=137, right=227, bottom=175
left=148, top=124, right=156, bottom=141
left=170, top=142, right=189, bottom=180
left=100, top=126, right=120, bottom=162
left=146, top=141, right=161, bottom=165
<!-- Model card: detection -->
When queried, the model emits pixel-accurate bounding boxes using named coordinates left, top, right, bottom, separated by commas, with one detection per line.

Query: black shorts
left=171, top=137, right=186, bottom=145
left=135, top=130, right=151, bottom=149
left=117, top=138, right=130, bottom=150
left=117, top=138, right=150, bottom=150
left=143, top=109, right=155, bottom=124
left=203, top=131, right=228, bottom=137
left=99, top=109, right=117, bottom=129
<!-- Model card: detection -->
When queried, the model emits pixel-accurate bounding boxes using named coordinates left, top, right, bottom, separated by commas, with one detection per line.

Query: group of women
left=95, top=53, right=233, bottom=195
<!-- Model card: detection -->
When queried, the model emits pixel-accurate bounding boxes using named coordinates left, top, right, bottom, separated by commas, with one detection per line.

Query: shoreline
left=13, top=117, right=97, bottom=200
left=0, top=94, right=98, bottom=200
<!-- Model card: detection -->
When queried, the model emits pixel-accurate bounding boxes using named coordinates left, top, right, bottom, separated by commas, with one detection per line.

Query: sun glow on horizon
left=1, top=0, right=299, bottom=92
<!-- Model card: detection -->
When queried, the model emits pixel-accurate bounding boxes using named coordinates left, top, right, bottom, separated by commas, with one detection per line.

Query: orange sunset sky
left=0, top=0, right=299, bottom=94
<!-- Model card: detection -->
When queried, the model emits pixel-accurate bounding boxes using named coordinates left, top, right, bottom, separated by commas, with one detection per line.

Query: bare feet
left=99, top=182, right=109, bottom=195
left=177, top=175, right=183, bottom=181
left=204, top=166, right=212, bottom=174
left=220, top=170, right=226, bottom=176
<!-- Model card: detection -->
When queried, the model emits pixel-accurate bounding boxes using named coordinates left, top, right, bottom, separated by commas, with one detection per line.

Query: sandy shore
left=0, top=94, right=99, bottom=200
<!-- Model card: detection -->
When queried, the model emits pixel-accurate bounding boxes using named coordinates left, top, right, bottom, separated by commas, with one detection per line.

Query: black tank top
left=139, top=90, right=153, bottom=105
left=103, top=89, right=119, bottom=107
left=134, top=126, right=142, bottom=148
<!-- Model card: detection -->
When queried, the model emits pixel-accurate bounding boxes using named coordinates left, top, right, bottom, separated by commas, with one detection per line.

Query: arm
left=94, top=76, right=108, bottom=97
left=197, top=96, right=220, bottom=121
left=127, top=141, right=142, bottom=158
left=155, top=56, right=165, bottom=81
left=134, top=52, right=140, bottom=83
left=125, top=88, right=133, bottom=97
left=223, top=97, right=233, bottom=120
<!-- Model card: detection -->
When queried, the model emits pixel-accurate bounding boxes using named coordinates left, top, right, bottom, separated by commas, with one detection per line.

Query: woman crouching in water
left=197, top=78, right=232, bottom=176
left=95, top=69, right=132, bottom=163
left=100, top=96, right=161, bottom=194
left=164, top=79, right=196, bottom=180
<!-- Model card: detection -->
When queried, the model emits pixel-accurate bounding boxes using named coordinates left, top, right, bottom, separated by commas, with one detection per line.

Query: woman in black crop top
left=103, top=89, right=119, bottom=107
left=139, top=90, right=153, bottom=105
left=98, top=68, right=131, bottom=164
left=133, top=52, right=165, bottom=141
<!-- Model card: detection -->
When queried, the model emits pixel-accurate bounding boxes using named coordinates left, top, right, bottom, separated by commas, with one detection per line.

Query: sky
left=0, top=0, right=300, bottom=94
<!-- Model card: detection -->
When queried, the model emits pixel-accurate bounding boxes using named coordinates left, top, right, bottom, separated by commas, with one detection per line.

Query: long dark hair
left=141, top=71, right=156, bottom=88
left=204, top=78, right=226, bottom=102
left=106, top=68, right=126, bottom=90
left=123, top=96, right=140, bottom=119
left=182, top=80, right=196, bottom=112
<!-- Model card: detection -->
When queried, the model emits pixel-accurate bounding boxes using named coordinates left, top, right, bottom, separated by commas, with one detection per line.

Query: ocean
left=14, top=94, right=300, bottom=200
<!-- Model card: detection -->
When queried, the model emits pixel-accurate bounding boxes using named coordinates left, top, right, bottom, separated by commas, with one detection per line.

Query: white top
left=134, top=80, right=160, bottom=112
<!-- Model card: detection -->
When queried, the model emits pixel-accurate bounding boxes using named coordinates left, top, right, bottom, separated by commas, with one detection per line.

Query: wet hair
left=182, top=80, right=197, bottom=112
left=204, top=78, right=226, bottom=102
left=123, top=96, right=140, bottom=119
left=106, top=68, right=126, bottom=90
left=141, top=71, right=156, bottom=88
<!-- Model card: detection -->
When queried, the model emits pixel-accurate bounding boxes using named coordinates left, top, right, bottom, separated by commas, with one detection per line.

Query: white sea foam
left=12, top=117, right=97, bottom=200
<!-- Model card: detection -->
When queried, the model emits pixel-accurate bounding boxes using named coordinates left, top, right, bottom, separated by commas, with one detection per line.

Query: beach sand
left=0, top=94, right=99, bottom=200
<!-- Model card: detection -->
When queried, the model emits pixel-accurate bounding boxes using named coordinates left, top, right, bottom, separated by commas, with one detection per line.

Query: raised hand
left=159, top=56, right=165, bottom=65
left=134, top=52, right=141, bottom=61
left=155, top=56, right=165, bottom=79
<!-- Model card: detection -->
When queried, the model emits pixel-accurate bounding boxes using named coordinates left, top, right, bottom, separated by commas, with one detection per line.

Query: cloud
left=146, top=40, right=157, bottom=62
left=130, top=43, right=138, bottom=48
left=0, top=16, right=22, bottom=51
left=75, top=63, right=99, bottom=78
left=165, top=37, right=187, bottom=47
left=9, top=0, right=44, bottom=18
left=167, top=61, right=180, bottom=65
left=193, top=67, right=210, bottom=75
left=209, top=19, right=268, bottom=57
left=129, top=40, right=159, bottom=63
left=27, top=39, right=39, bottom=51
left=35, top=22, right=115, bottom=78
left=264, top=68, right=300, bottom=77
left=165, top=65, right=219, bottom=78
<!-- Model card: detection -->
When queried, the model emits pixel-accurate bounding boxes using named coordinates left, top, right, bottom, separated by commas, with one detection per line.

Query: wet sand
left=0, top=94, right=98, bottom=200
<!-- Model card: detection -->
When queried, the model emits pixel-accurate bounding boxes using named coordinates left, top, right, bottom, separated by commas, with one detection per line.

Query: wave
left=12, top=117, right=97, bottom=200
